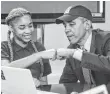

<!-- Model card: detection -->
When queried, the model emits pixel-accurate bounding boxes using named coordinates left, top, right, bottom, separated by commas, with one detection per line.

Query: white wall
left=1, top=25, right=9, bottom=41
left=44, top=24, right=69, bottom=84
left=93, top=1, right=110, bottom=30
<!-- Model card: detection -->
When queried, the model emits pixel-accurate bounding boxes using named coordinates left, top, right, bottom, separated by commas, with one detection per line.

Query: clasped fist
left=40, top=48, right=75, bottom=60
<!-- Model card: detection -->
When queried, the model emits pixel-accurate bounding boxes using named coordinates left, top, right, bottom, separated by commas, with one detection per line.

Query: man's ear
left=84, top=20, right=92, bottom=30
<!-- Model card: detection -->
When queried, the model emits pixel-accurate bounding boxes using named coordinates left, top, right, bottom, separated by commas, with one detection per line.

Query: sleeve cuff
left=73, top=48, right=83, bottom=61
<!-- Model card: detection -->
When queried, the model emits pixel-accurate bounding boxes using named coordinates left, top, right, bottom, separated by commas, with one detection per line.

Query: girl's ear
left=8, top=25, right=14, bottom=33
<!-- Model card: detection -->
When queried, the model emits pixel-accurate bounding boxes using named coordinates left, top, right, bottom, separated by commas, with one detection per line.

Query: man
left=1, top=7, right=54, bottom=87
left=56, top=5, right=110, bottom=86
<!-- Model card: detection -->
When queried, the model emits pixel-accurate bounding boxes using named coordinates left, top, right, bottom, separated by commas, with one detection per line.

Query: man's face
left=63, top=17, right=86, bottom=45
left=11, top=14, right=34, bottom=43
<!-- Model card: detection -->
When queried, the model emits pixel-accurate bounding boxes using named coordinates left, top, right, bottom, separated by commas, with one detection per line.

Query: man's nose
left=65, top=24, right=71, bottom=32
left=65, top=26, right=71, bottom=34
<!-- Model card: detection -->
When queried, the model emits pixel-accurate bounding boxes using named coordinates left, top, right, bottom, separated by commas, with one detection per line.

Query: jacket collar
left=90, top=30, right=96, bottom=53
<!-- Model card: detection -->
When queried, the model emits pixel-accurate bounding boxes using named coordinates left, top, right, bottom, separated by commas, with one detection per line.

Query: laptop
left=1, top=66, right=58, bottom=94
left=79, top=84, right=108, bottom=94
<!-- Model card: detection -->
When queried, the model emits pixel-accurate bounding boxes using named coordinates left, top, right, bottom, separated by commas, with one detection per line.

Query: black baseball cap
left=56, top=5, right=92, bottom=24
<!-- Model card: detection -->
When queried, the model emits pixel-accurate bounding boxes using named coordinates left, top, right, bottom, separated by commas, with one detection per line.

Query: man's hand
left=57, top=48, right=75, bottom=60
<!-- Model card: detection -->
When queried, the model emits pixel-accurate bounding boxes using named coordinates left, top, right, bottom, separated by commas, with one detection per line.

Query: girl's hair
left=7, top=30, right=13, bottom=62
left=30, top=40, right=44, bottom=78
left=5, top=7, right=31, bottom=25
left=6, top=7, right=44, bottom=79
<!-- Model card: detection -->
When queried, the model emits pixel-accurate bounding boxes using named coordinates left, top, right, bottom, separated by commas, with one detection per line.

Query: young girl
left=1, top=7, right=52, bottom=87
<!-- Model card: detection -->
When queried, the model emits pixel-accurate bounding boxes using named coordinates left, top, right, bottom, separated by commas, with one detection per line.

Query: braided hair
left=30, top=40, right=44, bottom=78
left=7, top=30, right=13, bottom=62
left=6, top=7, right=44, bottom=79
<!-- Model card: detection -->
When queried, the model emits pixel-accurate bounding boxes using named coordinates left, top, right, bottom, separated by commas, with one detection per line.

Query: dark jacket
left=59, top=29, right=110, bottom=86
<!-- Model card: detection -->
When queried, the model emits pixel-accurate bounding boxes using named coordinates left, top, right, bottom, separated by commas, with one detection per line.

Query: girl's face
left=11, top=14, right=34, bottom=43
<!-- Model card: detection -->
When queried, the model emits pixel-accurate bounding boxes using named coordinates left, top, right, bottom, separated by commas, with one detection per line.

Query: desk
left=39, top=83, right=110, bottom=94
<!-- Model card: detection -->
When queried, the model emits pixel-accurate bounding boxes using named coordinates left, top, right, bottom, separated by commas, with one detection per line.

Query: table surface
left=38, top=83, right=110, bottom=94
